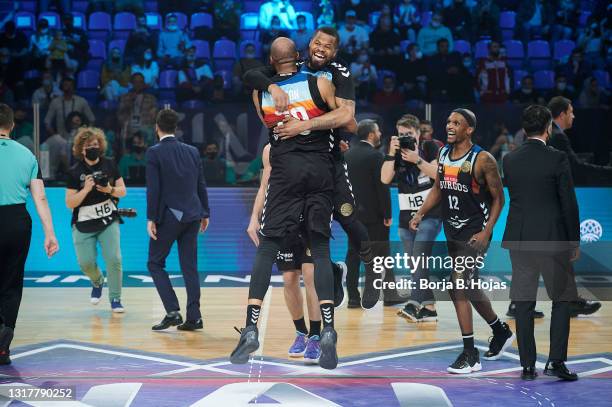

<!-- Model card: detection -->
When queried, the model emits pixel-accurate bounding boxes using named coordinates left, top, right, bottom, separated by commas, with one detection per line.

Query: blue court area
left=0, top=339, right=610, bottom=406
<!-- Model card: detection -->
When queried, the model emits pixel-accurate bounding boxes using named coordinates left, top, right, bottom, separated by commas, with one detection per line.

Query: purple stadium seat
left=190, top=13, right=213, bottom=30
left=14, top=12, right=35, bottom=31
left=499, top=11, right=516, bottom=29
left=114, top=12, right=137, bottom=30
left=71, top=12, right=87, bottom=29
left=593, top=70, right=610, bottom=89
left=165, top=12, right=188, bottom=30
left=85, top=60, right=104, bottom=71
left=369, top=11, right=381, bottom=28
left=18, top=1, right=37, bottom=12
left=192, top=40, right=211, bottom=60
left=24, top=70, right=40, bottom=80
left=144, top=1, right=158, bottom=12
left=89, top=12, right=112, bottom=31
left=108, top=40, right=127, bottom=54
left=553, top=40, right=575, bottom=61
left=72, top=1, right=88, bottom=13
left=88, top=39, right=107, bottom=59
left=513, top=69, right=528, bottom=90
left=159, top=70, right=178, bottom=89
left=181, top=100, right=206, bottom=110
left=157, top=99, right=178, bottom=108
left=421, top=11, right=433, bottom=27
left=527, top=40, right=551, bottom=70
left=239, top=41, right=261, bottom=58
left=533, top=70, right=555, bottom=89
left=578, top=11, right=591, bottom=27
left=215, top=70, right=232, bottom=90
left=475, top=40, right=491, bottom=59
left=294, top=1, right=315, bottom=13
left=244, top=1, right=259, bottom=13
left=213, top=40, right=237, bottom=59
left=39, top=12, right=61, bottom=29
left=295, top=12, right=314, bottom=30
left=77, top=70, right=101, bottom=89
left=240, top=13, right=259, bottom=30
left=454, top=40, right=471, bottom=55
left=503, top=40, right=524, bottom=68
left=240, top=30, right=260, bottom=42
left=145, top=12, right=162, bottom=30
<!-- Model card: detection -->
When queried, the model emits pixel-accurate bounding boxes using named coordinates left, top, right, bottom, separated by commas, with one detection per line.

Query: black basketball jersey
left=437, top=144, right=492, bottom=240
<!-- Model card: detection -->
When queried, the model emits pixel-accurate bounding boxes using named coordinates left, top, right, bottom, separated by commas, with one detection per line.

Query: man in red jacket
left=477, top=41, right=510, bottom=104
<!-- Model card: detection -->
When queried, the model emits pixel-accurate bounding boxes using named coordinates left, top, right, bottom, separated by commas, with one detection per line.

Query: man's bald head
left=270, top=37, right=298, bottom=65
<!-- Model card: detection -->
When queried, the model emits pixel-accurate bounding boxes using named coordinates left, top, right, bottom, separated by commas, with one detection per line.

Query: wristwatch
left=415, top=158, right=423, bottom=166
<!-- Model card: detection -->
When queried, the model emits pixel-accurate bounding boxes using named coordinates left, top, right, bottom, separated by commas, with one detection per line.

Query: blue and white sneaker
left=111, top=299, right=125, bottom=313
left=303, top=335, right=321, bottom=364
left=90, top=285, right=103, bottom=305
left=288, top=331, right=308, bottom=357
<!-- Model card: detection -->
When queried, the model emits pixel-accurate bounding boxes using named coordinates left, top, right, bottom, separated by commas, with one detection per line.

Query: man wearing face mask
left=119, top=132, right=148, bottom=184
left=477, top=41, right=510, bottom=104
left=44, top=77, right=95, bottom=139
left=157, top=14, right=191, bottom=66
left=511, top=76, right=544, bottom=106
left=338, top=11, right=369, bottom=58
left=417, top=13, right=454, bottom=57
left=65, top=127, right=127, bottom=313
left=101, top=47, right=132, bottom=102
left=61, top=14, right=89, bottom=71
left=259, top=0, right=298, bottom=30
left=30, top=19, right=53, bottom=70
left=545, top=74, right=576, bottom=101
left=350, top=50, right=377, bottom=104
left=291, top=15, right=314, bottom=54
left=177, top=46, right=214, bottom=102
left=118, top=73, right=158, bottom=141
left=125, top=14, right=156, bottom=66
left=201, top=141, right=236, bottom=186
left=261, top=16, right=290, bottom=55
left=232, top=44, right=264, bottom=98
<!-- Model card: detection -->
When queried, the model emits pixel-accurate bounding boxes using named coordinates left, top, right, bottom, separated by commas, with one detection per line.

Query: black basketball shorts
left=276, top=233, right=313, bottom=272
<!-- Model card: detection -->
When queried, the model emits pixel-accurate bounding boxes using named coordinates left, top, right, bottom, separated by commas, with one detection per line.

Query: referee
left=0, top=104, right=59, bottom=365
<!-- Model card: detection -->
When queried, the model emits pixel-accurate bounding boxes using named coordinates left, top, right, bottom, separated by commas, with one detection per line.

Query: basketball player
left=247, top=144, right=322, bottom=364
left=230, top=38, right=340, bottom=369
left=411, top=109, right=515, bottom=374
left=244, top=27, right=388, bottom=309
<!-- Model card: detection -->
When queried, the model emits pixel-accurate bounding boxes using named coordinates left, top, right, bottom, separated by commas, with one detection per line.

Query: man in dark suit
left=344, top=119, right=402, bottom=308
left=502, top=105, right=579, bottom=381
left=146, top=109, right=210, bottom=331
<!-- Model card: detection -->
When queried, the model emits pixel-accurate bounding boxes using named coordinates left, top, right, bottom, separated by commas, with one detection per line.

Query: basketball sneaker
left=447, top=349, right=481, bottom=374
left=398, top=303, right=419, bottom=322
left=90, top=285, right=103, bottom=305
left=333, top=262, right=347, bottom=308
left=319, top=326, right=338, bottom=370
left=303, top=335, right=321, bottom=364
left=230, top=325, right=259, bottom=364
left=288, top=331, right=308, bottom=357
left=416, top=307, right=438, bottom=322
left=111, top=299, right=125, bottom=313
left=483, top=322, right=515, bottom=360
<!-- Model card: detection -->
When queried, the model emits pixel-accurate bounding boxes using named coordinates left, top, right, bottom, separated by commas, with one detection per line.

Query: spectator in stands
left=238, top=153, right=263, bottom=184
left=510, top=75, right=544, bottom=105
left=48, top=30, right=71, bottom=78
left=32, top=71, right=63, bottom=109
left=442, top=0, right=472, bottom=41
left=517, top=0, right=552, bottom=42
left=87, top=0, right=115, bottom=14
left=30, top=19, right=53, bottom=71
left=545, top=73, right=576, bottom=101
left=125, top=14, right=157, bottom=66
left=65, top=111, right=90, bottom=142
left=426, top=38, right=462, bottom=102
left=373, top=75, right=405, bottom=107
left=448, top=54, right=475, bottom=103
left=291, top=15, right=314, bottom=54
left=117, top=73, right=158, bottom=141
left=177, top=46, right=214, bottom=102
left=213, top=0, right=242, bottom=42
left=473, top=0, right=501, bottom=41
left=202, top=141, right=236, bottom=186
left=159, top=0, right=213, bottom=16
left=419, top=119, right=445, bottom=149
left=119, top=132, right=148, bottom=183
left=395, top=0, right=420, bottom=43
left=552, top=0, right=579, bottom=42
left=12, top=107, right=35, bottom=153
left=45, top=77, right=96, bottom=139
left=157, top=14, right=192, bottom=67
left=259, top=0, right=297, bottom=30
left=132, top=48, right=160, bottom=89
left=578, top=77, right=609, bottom=108
left=578, top=20, right=604, bottom=69
left=477, top=41, right=510, bottom=104
left=0, top=75, right=14, bottom=105
left=101, top=48, right=132, bottom=102
left=261, top=16, right=290, bottom=56
left=557, top=49, right=593, bottom=91
left=488, top=122, right=516, bottom=171
left=399, top=43, right=427, bottom=101
left=232, top=43, right=264, bottom=98
left=0, top=21, right=28, bottom=95
left=350, top=50, right=378, bottom=105
left=417, top=13, right=453, bottom=57
left=115, top=0, right=144, bottom=14
left=338, top=10, right=370, bottom=60
left=40, top=125, right=70, bottom=181
left=62, top=14, right=89, bottom=72
left=40, top=0, right=71, bottom=14
left=317, top=0, right=336, bottom=28
left=370, top=15, right=402, bottom=70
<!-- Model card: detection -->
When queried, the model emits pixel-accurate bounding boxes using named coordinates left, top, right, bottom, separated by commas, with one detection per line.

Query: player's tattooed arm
left=478, top=151, right=505, bottom=236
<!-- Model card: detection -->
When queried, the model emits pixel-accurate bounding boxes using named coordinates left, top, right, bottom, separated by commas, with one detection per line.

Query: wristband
left=384, top=155, right=396, bottom=161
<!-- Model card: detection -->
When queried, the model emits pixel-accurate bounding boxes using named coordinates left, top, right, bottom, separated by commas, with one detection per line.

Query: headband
left=452, top=108, right=477, bottom=129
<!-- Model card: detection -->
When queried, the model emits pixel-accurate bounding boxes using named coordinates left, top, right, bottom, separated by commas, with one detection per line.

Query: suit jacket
left=502, top=138, right=579, bottom=252
left=548, top=122, right=612, bottom=186
left=344, top=140, right=391, bottom=225
left=146, top=136, right=210, bottom=223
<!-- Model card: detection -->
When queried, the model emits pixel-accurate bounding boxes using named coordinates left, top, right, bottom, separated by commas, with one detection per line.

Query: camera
left=398, top=135, right=417, bottom=151
left=117, top=208, right=137, bottom=218
left=91, top=171, right=109, bottom=186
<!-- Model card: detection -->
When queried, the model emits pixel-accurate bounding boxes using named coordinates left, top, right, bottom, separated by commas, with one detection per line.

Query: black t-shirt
left=66, top=158, right=121, bottom=232
left=394, top=140, right=442, bottom=228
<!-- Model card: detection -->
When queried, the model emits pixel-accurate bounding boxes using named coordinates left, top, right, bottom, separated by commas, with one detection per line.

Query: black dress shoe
left=152, top=311, right=183, bottom=331
left=178, top=319, right=203, bottom=331
left=506, top=302, right=545, bottom=319
left=544, top=361, right=578, bottom=381
left=0, top=325, right=13, bottom=365
left=0, top=351, right=11, bottom=365
left=347, top=298, right=361, bottom=308
left=521, top=366, right=537, bottom=380
left=570, top=298, right=601, bottom=317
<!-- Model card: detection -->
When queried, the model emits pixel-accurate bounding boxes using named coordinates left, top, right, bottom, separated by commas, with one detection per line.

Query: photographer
left=381, top=114, right=442, bottom=322
left=65, top=127, right=127, bottom=313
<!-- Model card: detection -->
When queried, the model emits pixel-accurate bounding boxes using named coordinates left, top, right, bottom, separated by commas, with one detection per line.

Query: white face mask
left=144, top=52, right=153, bottom=61
left=167, top=23, right=178, bottom=31
left=431, top=21, right=441, bottom=28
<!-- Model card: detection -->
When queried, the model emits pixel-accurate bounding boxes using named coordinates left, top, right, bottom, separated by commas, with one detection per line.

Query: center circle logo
left=580, top=219, right=603, bottom=242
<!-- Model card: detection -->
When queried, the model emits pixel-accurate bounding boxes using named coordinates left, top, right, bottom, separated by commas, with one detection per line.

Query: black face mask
left=85, top=147, right=100, bottom=161
left=206, top=152, right=218, bottom=160
left=132, top=145, right=145, bottom=154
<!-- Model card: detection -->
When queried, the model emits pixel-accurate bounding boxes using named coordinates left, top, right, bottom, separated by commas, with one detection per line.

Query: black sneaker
left=319, top=326, right=338, bottom=370
left=506, top=302, right=545, bottom=319
left=570, top=298, right=601, bottom=317
left=416, top=307, right=438, bottom=322
left=361, top=262, right=380, bottom=309
left=398, top=303, right=419, bottom=322
left=0, top=325, right=13, bottom=365
left=333, top=261, right=347, bottom=308
left=230, top=325, right=260, bottom=364
left=483, top=322, right=515, bottom=360
left=447, top=349, right=481, bottom=374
